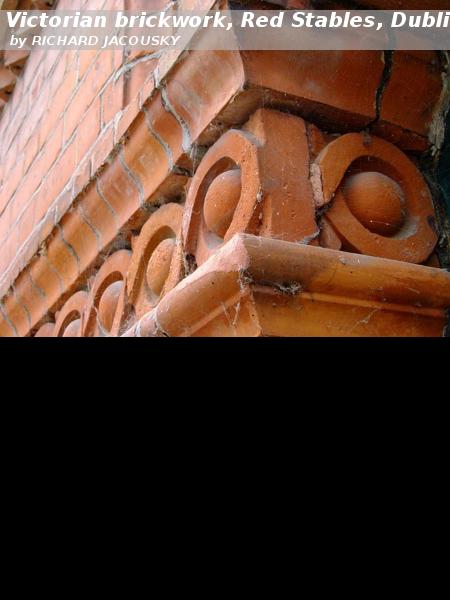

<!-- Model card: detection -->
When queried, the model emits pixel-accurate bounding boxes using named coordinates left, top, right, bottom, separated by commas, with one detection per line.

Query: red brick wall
left=0, top=0, right=178, bottom=295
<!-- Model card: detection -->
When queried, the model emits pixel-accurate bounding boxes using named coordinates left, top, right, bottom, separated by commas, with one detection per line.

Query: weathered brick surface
left=0, top=0, right=183, bottom=299
left=0, top=0, right=448, bottom=337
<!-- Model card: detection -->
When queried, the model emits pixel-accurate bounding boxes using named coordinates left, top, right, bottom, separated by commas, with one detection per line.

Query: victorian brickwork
left=0, top=0, right=449, bottom=337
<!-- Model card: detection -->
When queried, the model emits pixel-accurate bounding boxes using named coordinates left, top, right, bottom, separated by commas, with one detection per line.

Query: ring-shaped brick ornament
left=83, top=250, right=132, bottom=337
left=313, top=133, right=437, bottom=263
left=53, top=291, right=88, bottom=337
left=182, top=129, right=262, bottom=266
left=127, top=203, right=184, bottom=319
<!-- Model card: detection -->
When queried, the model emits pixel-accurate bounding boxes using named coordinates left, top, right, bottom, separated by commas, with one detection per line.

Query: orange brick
left=121, top=111, right=169, bottom=201
left=0, top=292, right=28, bottom=337
left=102, top=75, right=124, bottom=126
left=77, top=98, right=101, bottom=161
left=17, top=199, right=36, bottom=248
left=73, top=159, right=91, bottom=198
left=115, top=95, right=139, bottom=142
left=46, top=229, right=79, bottom=288
left=45, top=69, right=77, bottom=145
left=29, top=255, right=64, bottom=311
left=78, top=49, right=98, bottom=82
left=379, top=51, right=443, bottom=138
left=125, top=59, right=156, bottom=106
left=14, top=268, right=46, bottom=328
left=98, top=153, right=142, bottom=221
left=64, top=56, right=111, bottom=143
left=78, top=185, right=118, bottom=248
left=90, top=124, right=114, bottom=174
left=60, top=209, right=99, bottom=268
left=0, top=158, right=23, bottom=214
left=45, top=138, right=77, bottom=206
left=145, top=91, right=185, bottom=169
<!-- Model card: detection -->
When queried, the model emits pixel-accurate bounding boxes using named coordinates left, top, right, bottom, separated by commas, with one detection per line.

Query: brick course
left=0, top=0, right=449, bottom=337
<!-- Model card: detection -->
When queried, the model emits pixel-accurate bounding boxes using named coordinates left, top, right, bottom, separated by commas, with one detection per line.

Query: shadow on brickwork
left=438, top=113, right=450, bottom=222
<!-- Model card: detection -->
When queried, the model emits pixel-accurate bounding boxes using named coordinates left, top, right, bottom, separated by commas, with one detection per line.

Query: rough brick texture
left=0, top=0, right=449, bottom=337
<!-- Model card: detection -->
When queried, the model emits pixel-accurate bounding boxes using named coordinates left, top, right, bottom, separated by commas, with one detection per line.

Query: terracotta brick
left=0, top=311, right=17, bottom=338
left=163, top=51, right=246, bottom=145
left=78, top=186, right=118, bottom=248
left=243, top=51, right=384, bottom=130
left=64, top=56, right=111, bottom=142
left=0, top=214, right=8, bottom=246
left=102, top=75, right=124, bottom=126
left=2, top=16, right=450, bottom=339
left=45, top=138, right=77, bottom=205
left=23, top=133, right=39, bottom=174
left=144, top=91, right=187, bottom=170
left=0, top=254, right=9, bottom=283
left=45, top=70, right=77, bottom=144
left=378, top=52, right=443, bottom=140
left=77, top=99, right=101, bottom=161
left=0, top=67, right=16, bottom=92
left=29, top=255, right=64, bottom=311
left=53, top=290, right=88, bottom=337
left=3, top=50, right=29, bottom=70
left=60, top=209, right=100, bottom=268
left=17, top=199, right=36, bottom=249
left=0, top=292, right=29, bottom=337
left=78, top=50, right=98, bottom=82
left=83, top=250, right=131, bottom=337
left=312, top=132, right=437, bottom=264
left=98, top=152, right=142, bottom=220
left=33, top=181, right=54, bottom=227
left=9, top=193, right=25, bottom=226
left=139, top=75, right=155, bottom=109
left=50, top=52, right=69, bottom=96
left=14, top=269, right=46, bottom=329
left=42, top=47, right=60, bottom=74
left=73, top=159, right=91, bottom=198
left=9, top=121, right=63, bottom=221
left=36, top=207, right=57, bottom=247
left=42, top=119, right=64, bottom=171
left=125, top=59, right=157, bottom=106
left=64, top=91, right=92, bottom=145
left=122, top=109, right=172, bottom=197
left=93, top=51, right=115, bottom=89
left=90, top=124, right=114, bottom=175
left=54, top=188, right=74, bottom=223
left=0, top=158, right=23, bottom=214
left=112, top=47, right=124, bottom=72
left=34, top=323, right=56, bottom=337
left=115, top=95, right=140, bottom=142
left=46, top=229, right=80, bottom=289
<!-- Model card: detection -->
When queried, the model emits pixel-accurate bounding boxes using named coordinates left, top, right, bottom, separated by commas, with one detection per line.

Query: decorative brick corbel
left=1, top=43, right=449, bottom=336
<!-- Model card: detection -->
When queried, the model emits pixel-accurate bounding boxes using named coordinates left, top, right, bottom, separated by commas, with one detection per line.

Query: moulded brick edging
left=0, top=49, right=165, bottom=285
left=0, top=28, right=199, bottom=299
left=123, top=234, right=450, bottom=338
left=0, top=47, right=248, bottom=336
left=1, top=43, right=446, bottom=336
